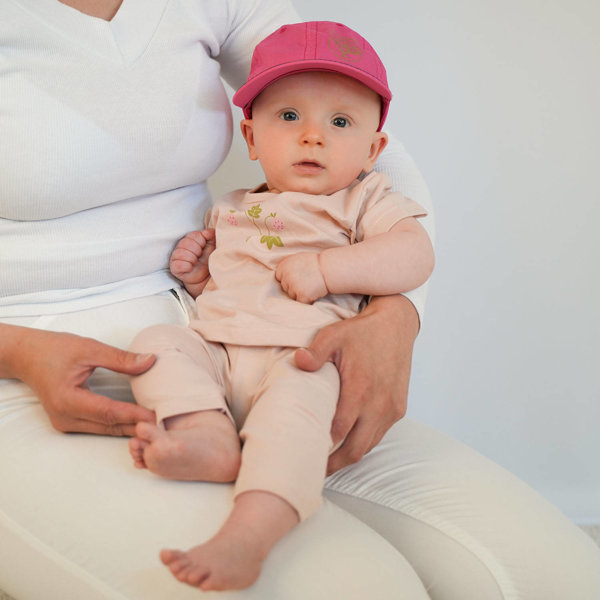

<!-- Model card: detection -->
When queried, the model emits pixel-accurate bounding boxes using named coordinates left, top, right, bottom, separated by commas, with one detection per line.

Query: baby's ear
left=240, top=119, right=259, bottom=161
left=365, top=131, right=388, bottom=171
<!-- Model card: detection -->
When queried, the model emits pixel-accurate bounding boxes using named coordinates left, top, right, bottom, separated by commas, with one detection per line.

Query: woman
left=1, top=0, right=599, bottom=598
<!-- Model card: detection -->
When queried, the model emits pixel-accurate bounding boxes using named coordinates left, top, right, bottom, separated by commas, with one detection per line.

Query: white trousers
left=1, top=291, right=599, bottom=600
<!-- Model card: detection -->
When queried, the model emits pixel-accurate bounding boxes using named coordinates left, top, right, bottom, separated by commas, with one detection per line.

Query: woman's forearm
left=0, top=323, right=27, bottom=379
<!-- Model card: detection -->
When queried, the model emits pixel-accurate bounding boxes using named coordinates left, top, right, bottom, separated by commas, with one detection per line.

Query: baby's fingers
left=169, top=246, right=200, bottom=273
left=200, top=228, right=215, bottom=243
left=274, top=257, right=290, bottom=283
left=170, top=257, right=195, bottom=276
left=176, top=232, right=208, bottom=255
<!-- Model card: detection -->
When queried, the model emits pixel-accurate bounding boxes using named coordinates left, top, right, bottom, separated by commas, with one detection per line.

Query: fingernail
left=136, top=353, right=154, bottom=363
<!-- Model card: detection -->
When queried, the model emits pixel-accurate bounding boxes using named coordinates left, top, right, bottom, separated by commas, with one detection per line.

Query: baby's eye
left=332, top=117, right=349, bottom=128
left=281, top=111, right=298, bottom=121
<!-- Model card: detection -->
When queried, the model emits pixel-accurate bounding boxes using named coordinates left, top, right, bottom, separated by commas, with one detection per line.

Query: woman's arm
left=0, top=323, right=156, bottom=436
left=296, top=294, right=419, bottom=474
left=217, top=0, right=300, bottom=91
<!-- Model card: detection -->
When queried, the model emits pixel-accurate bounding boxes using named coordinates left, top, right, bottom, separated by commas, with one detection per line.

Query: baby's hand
left=275, top=252, right=328, bottom=304
left=169, top=229, right=215, bottom=297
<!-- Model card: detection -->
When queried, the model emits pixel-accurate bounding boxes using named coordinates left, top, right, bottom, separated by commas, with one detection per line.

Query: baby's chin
left=267, top=186, right=341, bottom=196
left=267, top=177, right=362, bottom=196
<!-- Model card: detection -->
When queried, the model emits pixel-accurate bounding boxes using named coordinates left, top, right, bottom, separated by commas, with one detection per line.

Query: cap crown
left=233, top=21, right=391, bottom=130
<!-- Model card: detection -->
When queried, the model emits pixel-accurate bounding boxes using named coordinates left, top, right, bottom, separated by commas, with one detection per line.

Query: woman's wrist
left=0, top=323, right=29, bottom=379
left=364, top=294, right=420, bottom=340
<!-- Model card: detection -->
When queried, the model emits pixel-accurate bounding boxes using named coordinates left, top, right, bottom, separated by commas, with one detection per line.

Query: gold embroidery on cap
left=328, top=32, right=363, bottom=62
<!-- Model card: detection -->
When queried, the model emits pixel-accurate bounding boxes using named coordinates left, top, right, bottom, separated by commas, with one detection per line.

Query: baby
left=129, top=21, right=434, bottom=591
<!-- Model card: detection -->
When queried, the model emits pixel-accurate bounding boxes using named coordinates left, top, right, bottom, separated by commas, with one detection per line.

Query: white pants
left=1, top=291, right=599, bottom=600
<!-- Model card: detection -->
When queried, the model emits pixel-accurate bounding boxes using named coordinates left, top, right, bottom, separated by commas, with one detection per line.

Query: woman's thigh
left=324, top=418, right=600, bottom=600
left=0, top=400, right=432, bottom=599
left=0, top=295, right=430, bottom=599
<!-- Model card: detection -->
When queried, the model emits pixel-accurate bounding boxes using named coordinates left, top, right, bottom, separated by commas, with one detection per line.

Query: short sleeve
left=217, top=0, right=300, bottom=90
left=357, top=192, right=427, bottom=242
left=354, top=173, right=427, bottom=242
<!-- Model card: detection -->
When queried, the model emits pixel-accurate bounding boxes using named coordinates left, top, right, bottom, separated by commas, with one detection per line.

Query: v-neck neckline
left=56, top=0, right=125, bottom=23
left=14, top=0, right=170, bottom=65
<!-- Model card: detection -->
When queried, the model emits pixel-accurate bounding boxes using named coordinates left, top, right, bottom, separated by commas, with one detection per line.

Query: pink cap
left=232, top=21, right=392, bottom=131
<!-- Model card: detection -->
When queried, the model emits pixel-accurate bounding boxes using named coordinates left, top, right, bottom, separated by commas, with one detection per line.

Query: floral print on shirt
left=226, top=205, right=285, bottom=250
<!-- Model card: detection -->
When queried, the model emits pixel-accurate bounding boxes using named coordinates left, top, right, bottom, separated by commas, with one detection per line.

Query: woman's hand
left=294, top=295, right=419, bottom=475
left=1, top=324, right=156, bottom=436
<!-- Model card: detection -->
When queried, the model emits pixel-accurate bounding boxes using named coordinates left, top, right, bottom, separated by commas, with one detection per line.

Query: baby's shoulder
left=214, top=188, right=251, bottom=207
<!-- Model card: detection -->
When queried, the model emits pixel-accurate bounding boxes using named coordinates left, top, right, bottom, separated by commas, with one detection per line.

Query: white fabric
left=0, top=0, right=432, bottom=321
left=1, top=292, right=599, bottom=599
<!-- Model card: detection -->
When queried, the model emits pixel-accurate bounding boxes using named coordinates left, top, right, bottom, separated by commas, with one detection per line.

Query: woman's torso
left=0, top=0, right=237, bottom=314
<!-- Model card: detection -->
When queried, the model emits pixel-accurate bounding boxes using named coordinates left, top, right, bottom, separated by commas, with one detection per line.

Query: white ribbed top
left=0, top=0, right=433, bottom=319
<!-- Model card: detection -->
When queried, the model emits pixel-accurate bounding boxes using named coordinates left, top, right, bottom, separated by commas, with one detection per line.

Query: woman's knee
left=325, top=418, right=600, bottom=599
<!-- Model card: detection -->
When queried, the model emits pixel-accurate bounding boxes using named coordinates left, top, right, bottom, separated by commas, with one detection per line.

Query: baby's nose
left=300, top=130, right=324, bottom=146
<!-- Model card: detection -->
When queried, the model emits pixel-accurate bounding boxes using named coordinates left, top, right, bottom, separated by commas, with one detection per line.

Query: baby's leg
left=128, top=324, right=239, bottom=481
left=131, top=410, right=240, bottom=482
left=160, top=349, right=340, bottom=591
left=161, top=490, right=298, bottom=590
left=236, top=352, right=340, bottom=520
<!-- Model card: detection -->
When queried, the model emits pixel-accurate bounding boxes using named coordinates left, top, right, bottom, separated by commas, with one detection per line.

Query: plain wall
left=209, top=0, right=600, bottom=524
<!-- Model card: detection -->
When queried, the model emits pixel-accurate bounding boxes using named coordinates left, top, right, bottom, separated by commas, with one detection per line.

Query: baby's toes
left=128, top=438, right=147, bottom=468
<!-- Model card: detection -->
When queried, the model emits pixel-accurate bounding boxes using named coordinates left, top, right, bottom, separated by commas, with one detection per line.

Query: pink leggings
left=129, top=324, right=340, bottom=520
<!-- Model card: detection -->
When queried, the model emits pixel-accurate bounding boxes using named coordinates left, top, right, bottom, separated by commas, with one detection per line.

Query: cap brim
left=233, top=60, right=391, bottom=130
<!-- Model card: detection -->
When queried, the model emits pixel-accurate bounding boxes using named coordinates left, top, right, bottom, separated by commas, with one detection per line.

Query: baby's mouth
left=294, top=160, right=324, bottom=171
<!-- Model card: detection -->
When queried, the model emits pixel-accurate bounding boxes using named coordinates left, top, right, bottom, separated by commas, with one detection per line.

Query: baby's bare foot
left=160, top=491, right=299, bottom=591
left=132, top=412, right=240, bottom=482
left=160, top=537, right=262, bottom=591
left=129, top=436, right=150, bottom=469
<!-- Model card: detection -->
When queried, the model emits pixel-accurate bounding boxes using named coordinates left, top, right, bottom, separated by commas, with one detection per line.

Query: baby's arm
left=275, top=217, right=434, bottom=303
left=320, top=216, right=434, bottom=296
left=169, top=229, right=216, bottom=298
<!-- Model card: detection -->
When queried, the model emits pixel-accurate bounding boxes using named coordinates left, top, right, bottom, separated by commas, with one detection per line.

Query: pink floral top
left=190, top=172, right=426, bottom=348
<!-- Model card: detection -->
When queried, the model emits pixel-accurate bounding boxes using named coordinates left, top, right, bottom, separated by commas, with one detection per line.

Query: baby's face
left=241, top=71, right=387, bottom=195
